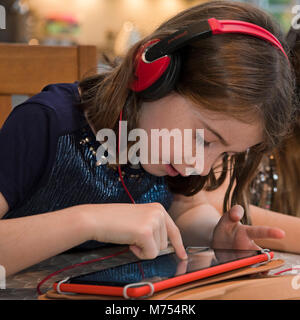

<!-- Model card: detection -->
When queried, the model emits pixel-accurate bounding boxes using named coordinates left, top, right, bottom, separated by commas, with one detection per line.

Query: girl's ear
left=136, top=51, right=182, bottom=101
left=131, top=39, right=182, bottom=101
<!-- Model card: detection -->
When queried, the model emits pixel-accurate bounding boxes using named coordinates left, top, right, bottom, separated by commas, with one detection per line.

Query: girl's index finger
left=165, top=217, right=188, bottom=260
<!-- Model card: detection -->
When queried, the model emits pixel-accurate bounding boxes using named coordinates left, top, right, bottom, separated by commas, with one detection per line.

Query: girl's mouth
left=164, top=163, right=180, bottom=177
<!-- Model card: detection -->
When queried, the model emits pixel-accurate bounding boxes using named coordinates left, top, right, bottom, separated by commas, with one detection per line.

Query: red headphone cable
left=36, top=247, right=130, bottom=295
left=118, top=109, right=136, bottom=204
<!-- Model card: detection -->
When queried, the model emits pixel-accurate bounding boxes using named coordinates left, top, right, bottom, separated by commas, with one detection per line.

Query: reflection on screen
left=69, top=248, right=259, bottom=286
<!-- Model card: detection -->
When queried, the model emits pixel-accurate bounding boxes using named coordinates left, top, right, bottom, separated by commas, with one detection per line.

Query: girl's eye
left=204, top=140, right=210, bottom=147
left=195, top=132, right=210, bottom=147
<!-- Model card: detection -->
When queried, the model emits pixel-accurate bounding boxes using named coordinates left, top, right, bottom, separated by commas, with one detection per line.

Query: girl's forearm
left=250, top=205, right=300, bottom=254
left=1, top=201, right=188, bottom=276
left=0, top=205, right=91, bottom=276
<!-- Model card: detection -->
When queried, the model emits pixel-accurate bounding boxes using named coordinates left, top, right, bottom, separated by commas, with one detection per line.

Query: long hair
left=270, top=27, right=300, bottom=216
left=76, top=1, right=296, bottom=225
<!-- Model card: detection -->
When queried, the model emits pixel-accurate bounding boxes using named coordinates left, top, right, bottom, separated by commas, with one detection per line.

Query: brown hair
left=77, top=1, right=296, bottom=224
left=271, top=27, right=300, bottom=216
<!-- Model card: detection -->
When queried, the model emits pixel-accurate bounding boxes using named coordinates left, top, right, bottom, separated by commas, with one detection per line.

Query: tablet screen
left=68, top=248, right=261, bottom=287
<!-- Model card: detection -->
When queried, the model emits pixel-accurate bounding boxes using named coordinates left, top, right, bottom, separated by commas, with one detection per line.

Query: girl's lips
left=164, top=164, right=180, bottom=177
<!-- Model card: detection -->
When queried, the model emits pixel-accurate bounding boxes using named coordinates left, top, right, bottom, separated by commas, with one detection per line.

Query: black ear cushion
left=137, top=52, right=182, bottom=101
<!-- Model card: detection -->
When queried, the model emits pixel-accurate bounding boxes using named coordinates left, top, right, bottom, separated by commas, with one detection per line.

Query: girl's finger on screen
left=166, top=217, right=188, bottom=260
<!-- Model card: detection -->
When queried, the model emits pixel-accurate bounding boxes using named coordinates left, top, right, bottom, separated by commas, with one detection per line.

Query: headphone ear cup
left=137, top=52, right=182, bottom=101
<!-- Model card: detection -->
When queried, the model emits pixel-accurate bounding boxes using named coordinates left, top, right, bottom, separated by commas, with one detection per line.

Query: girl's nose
left=183, top=152, right=221, bottom=176
left=183, top=161, right=211, bottom=176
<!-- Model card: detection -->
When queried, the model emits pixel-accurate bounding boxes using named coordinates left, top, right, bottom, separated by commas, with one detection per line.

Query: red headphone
left=130, top=18, right=288, bottom=100
left=119, top=18, right=288, bottom=203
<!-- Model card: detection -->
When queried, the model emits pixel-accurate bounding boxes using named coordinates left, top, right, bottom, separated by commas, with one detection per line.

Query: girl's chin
left=140, top=163, right=169, bottom=177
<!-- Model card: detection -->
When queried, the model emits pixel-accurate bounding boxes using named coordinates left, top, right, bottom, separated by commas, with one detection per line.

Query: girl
left=0, top=1, right=295, bottom=276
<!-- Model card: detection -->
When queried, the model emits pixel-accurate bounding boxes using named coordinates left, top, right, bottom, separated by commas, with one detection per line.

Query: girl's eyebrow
left=200, top=119, right=230, bottom=147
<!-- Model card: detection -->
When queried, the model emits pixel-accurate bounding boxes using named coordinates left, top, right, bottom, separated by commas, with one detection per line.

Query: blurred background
left=0, top=0, right=296, bottom=112
left=0, top=0, right=296, bottom=60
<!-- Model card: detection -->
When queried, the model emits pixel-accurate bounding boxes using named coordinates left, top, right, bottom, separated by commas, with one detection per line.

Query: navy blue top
left=0, top=82, right=86, bottom=211
left=0, top=82, right=173, bottom=248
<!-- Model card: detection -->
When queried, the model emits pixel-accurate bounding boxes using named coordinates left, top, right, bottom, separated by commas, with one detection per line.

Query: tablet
left=54, top=247, right=273, bottom=299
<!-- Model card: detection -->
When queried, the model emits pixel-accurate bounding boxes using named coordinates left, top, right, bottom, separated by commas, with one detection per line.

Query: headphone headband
left=144, top=18, right=288, bottom=62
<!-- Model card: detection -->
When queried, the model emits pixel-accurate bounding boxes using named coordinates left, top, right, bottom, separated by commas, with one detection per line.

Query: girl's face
left=137, top=92, right=263, bottom=177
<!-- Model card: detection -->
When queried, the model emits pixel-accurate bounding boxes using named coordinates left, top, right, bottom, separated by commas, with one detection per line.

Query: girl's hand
left=212, top=205, right=285, bottom=250
left=83, top=202, right=188, bottom=261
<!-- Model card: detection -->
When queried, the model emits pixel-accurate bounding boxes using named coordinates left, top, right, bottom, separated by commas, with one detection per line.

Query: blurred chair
left=0, top=43, right=97, bottom=127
